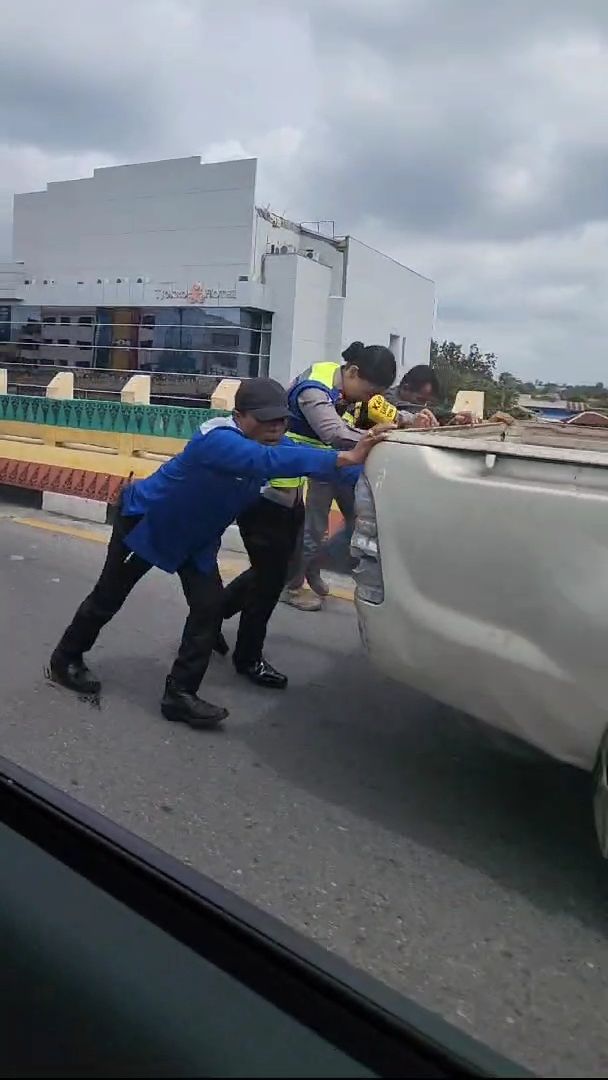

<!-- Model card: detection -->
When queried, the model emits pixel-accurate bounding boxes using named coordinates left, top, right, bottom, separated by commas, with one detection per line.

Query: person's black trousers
left=54, top=510, right=223, bottom=694
left=222, top=496, right=304, bottom=667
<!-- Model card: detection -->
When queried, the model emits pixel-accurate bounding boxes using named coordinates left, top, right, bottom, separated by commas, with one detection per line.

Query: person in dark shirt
left=389, top=364, right=440, bottom=406
left=385, top=365, right=475, bottom=425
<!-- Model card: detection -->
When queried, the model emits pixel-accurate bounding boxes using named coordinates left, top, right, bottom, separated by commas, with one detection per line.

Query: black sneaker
left=161, top=678, right=228, bottom=729
left=234, top=657, right=288, bottom=690
left=49, top=652, right=101, bottom=695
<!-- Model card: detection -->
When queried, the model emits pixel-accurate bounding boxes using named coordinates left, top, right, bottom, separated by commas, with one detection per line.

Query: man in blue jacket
left=49, top=378, right=385, bottom=730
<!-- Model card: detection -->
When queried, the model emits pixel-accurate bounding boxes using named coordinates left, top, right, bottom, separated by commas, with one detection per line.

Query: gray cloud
left=0, top=2, right=159, bottom=155
left=293, top=0, right=608, bottom=242
left=309, top=0, right=608, bottom=60
left=0, top=63, right=150, bottom=156
left=1, top=0, right=608, bottom=380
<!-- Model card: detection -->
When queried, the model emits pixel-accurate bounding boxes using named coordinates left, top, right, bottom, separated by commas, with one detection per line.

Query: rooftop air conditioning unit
left=304, top=249, right=320, bottom=261
left=279, top=244, right=296, bottom=254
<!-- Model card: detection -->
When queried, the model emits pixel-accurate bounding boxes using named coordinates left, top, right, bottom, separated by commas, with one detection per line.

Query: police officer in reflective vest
left=218, top=343, right=434, bottom=688
left=280, top=344, right=436, bottom=607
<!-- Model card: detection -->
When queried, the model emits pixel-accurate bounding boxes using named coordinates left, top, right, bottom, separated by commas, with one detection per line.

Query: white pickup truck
left=352, top=420, right=608, bottom=854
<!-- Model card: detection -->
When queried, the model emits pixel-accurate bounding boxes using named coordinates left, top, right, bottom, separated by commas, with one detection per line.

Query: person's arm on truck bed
left=298, top=389, right=434, bottom=446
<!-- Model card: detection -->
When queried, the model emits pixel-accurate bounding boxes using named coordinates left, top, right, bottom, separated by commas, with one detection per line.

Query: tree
left=465, top=343, right=496, bottom=381
left=430, top=339, right=517, bottom=415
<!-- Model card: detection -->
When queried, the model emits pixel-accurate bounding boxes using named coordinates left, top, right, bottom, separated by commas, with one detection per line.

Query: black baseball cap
left=234, top=378, right=289, bottom=422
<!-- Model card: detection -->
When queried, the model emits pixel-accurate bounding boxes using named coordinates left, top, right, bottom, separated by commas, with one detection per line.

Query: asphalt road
left=0, top=508, right=606, bottom=1077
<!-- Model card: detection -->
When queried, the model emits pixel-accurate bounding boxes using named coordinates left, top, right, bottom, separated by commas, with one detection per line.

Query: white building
left=1, top=156, right=435, bottom=385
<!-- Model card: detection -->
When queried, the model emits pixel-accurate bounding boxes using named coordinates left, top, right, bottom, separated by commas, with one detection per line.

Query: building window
left=211, top=332, right=239, bottom=348
left=131, top=307, right=270, bottom=378
left=10, top=305, right=272, bottom=379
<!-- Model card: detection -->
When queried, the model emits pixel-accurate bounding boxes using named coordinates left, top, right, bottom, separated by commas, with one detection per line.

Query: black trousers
left=222, top=497, right=304, bottom=666
left=54, top=512, right=223, bottom=694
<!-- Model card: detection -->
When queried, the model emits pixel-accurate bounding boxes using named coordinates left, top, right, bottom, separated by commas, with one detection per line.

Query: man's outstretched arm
left=194, top=427, right=392, bottom=481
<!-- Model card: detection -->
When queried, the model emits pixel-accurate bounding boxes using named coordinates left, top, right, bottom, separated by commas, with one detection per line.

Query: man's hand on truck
left=337, top=423, right=396, bottom=467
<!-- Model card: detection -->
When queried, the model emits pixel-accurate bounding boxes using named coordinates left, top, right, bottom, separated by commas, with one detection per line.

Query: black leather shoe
left=213, top=631, right=230, bottom=656
left=234, top=657, right=288, bottom=690
left=49, top=652, right=101, bottom=695
left=161, top=678, right=228, bottom=729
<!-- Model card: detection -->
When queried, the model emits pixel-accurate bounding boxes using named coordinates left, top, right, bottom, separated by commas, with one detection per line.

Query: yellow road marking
left=13, top=516, right=108, bottom=544
left=8, top=514, right=355, bottom=602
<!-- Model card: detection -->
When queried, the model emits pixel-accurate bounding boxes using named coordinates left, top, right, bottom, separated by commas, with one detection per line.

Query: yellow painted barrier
left=0, top=436, right=158, bottom=480
left=0, top=419, right=183, bottom=458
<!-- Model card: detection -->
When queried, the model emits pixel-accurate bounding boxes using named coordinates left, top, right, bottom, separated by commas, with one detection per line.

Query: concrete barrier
left=121, top=373, right=151, bottom=405
left=211, top=378, right=240, bottom=411
left=453, top=389, right=485, bottom=419
left=46, top=371, right=74, bottom=400
left=42, top=491, right=108, bottom=523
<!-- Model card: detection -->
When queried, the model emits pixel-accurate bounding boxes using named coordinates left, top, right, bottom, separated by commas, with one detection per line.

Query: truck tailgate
left=358, top=422, right=608, bottom=770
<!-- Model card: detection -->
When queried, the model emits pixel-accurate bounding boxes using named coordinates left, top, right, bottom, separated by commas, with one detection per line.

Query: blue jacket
left=121, top=418, right=361, bottom=574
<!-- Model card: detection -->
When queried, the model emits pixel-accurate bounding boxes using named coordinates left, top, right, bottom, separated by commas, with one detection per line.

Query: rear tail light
left=351, top=475, right=384, bottom=604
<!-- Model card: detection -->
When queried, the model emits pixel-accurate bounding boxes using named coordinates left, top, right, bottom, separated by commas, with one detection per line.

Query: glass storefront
left=1, top=305, right=272, bottom=378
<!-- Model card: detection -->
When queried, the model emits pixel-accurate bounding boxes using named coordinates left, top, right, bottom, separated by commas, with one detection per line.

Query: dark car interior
left=0, top=757, right=527, bottom=1078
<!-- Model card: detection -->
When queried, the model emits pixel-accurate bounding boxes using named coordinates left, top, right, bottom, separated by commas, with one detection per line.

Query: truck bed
left=391, top=419, right=608, bottom=462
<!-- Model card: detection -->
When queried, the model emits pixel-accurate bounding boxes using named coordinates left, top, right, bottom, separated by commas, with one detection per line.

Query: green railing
left=0, top=395, right=229, bottom=440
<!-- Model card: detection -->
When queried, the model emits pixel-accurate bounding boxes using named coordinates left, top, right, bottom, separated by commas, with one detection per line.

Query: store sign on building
left=153, top=282, right=237, bottom=304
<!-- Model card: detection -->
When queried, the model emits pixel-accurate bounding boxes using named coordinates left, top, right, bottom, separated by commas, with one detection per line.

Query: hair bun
left=341, top=340, right=365, bottom=364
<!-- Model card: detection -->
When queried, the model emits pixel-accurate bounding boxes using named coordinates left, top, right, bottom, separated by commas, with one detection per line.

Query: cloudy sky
left=2, top=0, right=608, bottom=382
